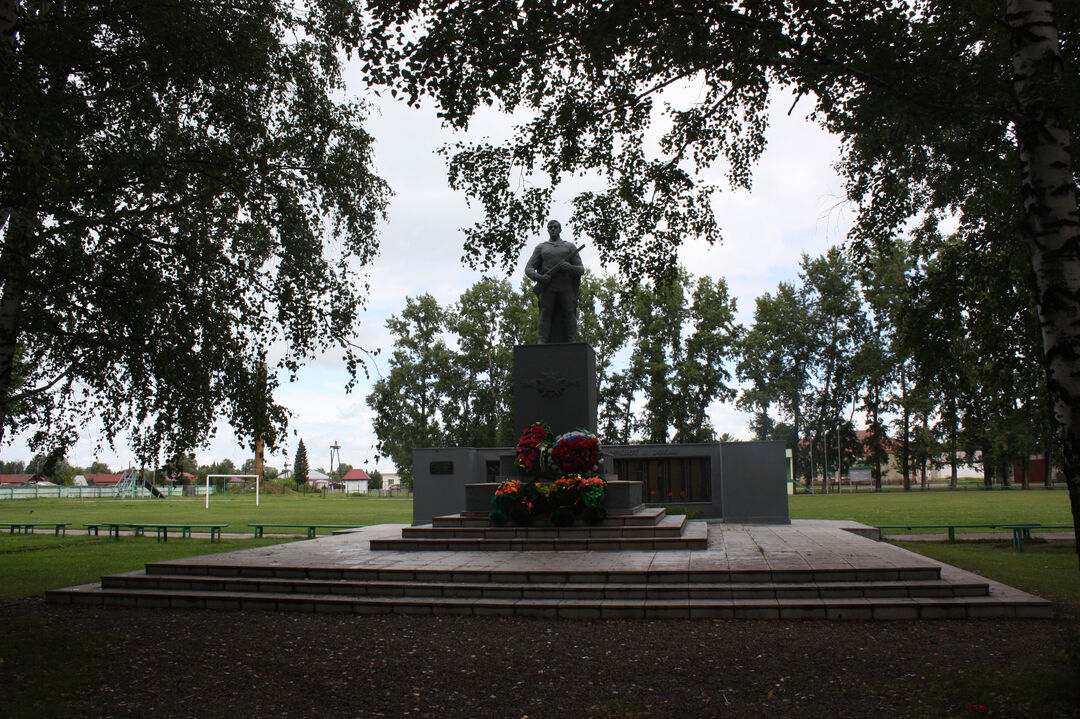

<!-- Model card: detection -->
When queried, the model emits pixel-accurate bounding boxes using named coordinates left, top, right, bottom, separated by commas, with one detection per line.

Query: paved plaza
left=49, top=519, right=1053, bottom=619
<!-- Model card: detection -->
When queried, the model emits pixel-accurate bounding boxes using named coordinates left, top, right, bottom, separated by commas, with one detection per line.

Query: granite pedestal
left=513, top=342, right=597, bottom=438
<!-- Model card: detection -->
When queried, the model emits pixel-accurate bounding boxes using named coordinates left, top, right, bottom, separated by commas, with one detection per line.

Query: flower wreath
left=550, top=429, right=602, bottom=475
left=489, top=474, right=608, bottom=527
left=515, top=420, right=553, bottom=473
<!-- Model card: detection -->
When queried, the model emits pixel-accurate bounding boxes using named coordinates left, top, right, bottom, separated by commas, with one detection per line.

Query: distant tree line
left=741, top=239, right=1052, bottom=493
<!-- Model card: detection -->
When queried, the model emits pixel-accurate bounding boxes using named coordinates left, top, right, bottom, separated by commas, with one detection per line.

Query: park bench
left=876, top=522, right=1075, bottom=549
left=997, top=523, right=1076, bottom=551
left=90, top=522, right=228, bottom=542
left=875, top=524, right=1001, bottom=542
left=0, top=521, right=71, bottom=536
left=249, top=523, right=363, bottom=539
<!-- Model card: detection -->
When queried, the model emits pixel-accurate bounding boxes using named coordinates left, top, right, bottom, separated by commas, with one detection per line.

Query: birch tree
left=1, top=1, right=390, bottom=463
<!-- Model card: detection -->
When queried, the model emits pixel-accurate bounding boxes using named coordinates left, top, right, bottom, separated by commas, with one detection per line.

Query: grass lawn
left=789, top=488, right=1074, bottom=530
left=789, top=490, right=1080, bottom=609
left=894, top=539, right=1080, bottom=604
left=0, top=492, right=413, bottom=534
left=0, top=533, right=299, bottom=600
left=0, top=493, right=414, bottom=601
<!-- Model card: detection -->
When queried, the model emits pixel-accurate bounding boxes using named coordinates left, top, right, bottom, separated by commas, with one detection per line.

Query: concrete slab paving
left=49, top=519, right=1056, bottom=618
left=153, top=520, right=940, bottom=576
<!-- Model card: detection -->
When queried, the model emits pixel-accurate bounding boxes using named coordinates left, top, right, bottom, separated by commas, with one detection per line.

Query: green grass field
left=893, top=540, right=1080, bottom=603
left=0, top=494, right=414, bottom=600
left=0, top=493, right=413, bottom=533
left=0, top=533, right=298, bottom=600
left=789, top=488, right=1074, bottom=529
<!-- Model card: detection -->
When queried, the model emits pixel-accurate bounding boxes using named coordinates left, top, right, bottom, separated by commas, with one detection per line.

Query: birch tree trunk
left=1007, top=0, right=1080, bottom=566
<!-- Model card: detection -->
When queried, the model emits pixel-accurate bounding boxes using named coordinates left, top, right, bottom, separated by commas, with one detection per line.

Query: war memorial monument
left=48, top=223, right=1052, bottom=619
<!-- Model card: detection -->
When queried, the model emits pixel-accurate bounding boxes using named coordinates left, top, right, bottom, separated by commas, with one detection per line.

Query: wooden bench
left=92, top=522, right=228, bottom=542
left=249, top=524, right=362, bottom=539
left=0, top=521, right=71, bottom=536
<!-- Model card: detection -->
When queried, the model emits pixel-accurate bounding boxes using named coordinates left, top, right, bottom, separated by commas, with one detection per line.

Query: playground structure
left=112, top=470, right=165, bottom=499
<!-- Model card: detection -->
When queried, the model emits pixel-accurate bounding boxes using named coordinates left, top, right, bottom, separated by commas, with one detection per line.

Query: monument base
left=513, top=343, right=597, bottom=438
left=464, top=479, right=643, bottom=515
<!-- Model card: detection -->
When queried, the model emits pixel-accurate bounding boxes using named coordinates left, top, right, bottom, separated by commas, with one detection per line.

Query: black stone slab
left=513, top=343, right=597, bottom=438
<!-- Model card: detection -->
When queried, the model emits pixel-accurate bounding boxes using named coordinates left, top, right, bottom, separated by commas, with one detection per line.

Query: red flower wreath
left=551, top=429, right=601, bottom=475
left=515, top=421, right=553, bottom=473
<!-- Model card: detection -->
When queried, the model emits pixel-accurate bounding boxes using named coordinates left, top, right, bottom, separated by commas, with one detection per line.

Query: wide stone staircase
left=45, top=518, right=1054, bottom=619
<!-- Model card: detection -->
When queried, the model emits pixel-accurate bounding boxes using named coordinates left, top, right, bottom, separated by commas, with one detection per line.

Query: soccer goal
left=204, top=474, right=263, bottom=509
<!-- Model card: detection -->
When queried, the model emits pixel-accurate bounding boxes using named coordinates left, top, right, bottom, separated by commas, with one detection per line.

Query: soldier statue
left=524, top=220, right=585, bottom=343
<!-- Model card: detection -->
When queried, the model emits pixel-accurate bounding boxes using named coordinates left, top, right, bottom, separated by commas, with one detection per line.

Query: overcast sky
left=6, top=67, right=855, bottom=474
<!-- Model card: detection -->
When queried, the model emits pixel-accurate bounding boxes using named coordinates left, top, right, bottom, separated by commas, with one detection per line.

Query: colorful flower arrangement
left=495, top=421, right=607, bottom=526
left=489, top=473, right=607, bottom=527
left=515, top=420, right=553, bottom=474
left=550, top=429, right=602, bottom=475
left=494, top=479, right=522, bottom=497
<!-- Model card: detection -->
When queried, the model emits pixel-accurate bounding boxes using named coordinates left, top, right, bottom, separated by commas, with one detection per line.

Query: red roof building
left=0, top=474, right=38, bottom=486
left=342, top=469, right=371, bottom=481
left=85, top=473, right=124, bottom=486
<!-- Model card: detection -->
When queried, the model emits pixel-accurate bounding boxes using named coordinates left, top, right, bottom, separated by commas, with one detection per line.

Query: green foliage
left=293, top=440, right=310, bottom=487
left=87, top=460, right=113, bottom=475
left=0, top=458, right=25, bottom=473
left=367, top=293, right=454, bottom=483
left=360, top=0, right=1080, bottom=555
left=359, top=2, right=1079, bottom=283
left=1, top=0, right=391, bottom=463
left=739, top=249, right=866, bottom=486
left=626, top=268, right=741, bottom=443
left=738, top=280, right=813, bottom=458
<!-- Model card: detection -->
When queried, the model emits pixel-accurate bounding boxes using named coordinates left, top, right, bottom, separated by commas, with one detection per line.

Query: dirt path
left=4, top=598, right=1078, bottom=718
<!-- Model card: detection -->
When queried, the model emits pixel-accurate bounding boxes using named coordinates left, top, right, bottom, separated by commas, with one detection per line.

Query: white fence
left=0, top=485, right=407, bottom=500
left=0, top=485, right=189, bottom=500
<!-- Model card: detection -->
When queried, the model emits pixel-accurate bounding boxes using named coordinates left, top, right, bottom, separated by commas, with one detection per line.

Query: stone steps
left=94, top=571, right=989, bottom=600
left=403, top=513, right=687, bottom=539
left=432, top=506, right=666, bottom=528
left=42, top=521, right=1056, bottom=620
left=136, top=560, right=946, bottom=584
left=47, top=580, right=1049, bottom=619
left=370, top=519, right=707, bottom=551
left=383, top=507, right=701, bottom=551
